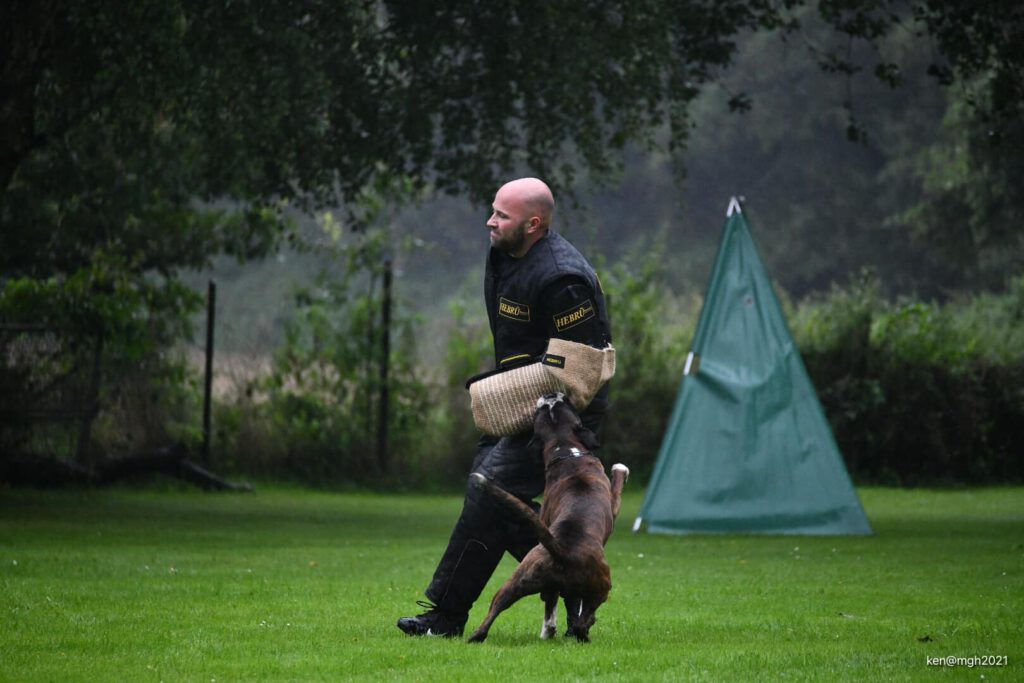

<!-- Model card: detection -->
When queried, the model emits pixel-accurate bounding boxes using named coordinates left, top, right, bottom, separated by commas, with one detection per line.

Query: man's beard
left=491, top=220, right=529, bottom=255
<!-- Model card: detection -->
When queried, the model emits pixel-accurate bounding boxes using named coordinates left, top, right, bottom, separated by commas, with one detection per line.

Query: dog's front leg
left=570, top=596, right=606, bottom=643
left=540, top=591, right=558, bottom=639
left=609, top=464, right=629, bottom=519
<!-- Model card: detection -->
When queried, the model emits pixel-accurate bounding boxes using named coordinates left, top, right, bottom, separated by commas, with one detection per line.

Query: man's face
left=487, top=188, right=532, bottom=256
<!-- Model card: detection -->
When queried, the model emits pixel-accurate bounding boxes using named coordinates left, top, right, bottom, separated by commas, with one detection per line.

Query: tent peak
left=726, top=196, right=744, bottom=216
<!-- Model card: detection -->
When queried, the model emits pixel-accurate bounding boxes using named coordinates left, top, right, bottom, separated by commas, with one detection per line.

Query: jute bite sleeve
left=467, top=339, right=615, bottom=436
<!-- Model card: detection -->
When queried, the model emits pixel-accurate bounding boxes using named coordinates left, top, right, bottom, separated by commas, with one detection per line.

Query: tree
left=0, top=0, right=796, bottom=333
left=0, top=0, right=790, bottom=466
left=4, top=1, right=1021, bottom=281
left=808, top=0, right=1024, bottom=287
left=2, top=0, right=1021, bottom=469
left=885, top=91, right=1024, bottom=291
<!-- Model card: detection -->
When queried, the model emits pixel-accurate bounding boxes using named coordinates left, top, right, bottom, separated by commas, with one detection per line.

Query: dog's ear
left=575, top=424, right=600, bottom=452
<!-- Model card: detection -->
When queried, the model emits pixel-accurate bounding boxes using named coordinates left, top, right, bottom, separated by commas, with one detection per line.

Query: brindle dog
left=467, top=392, right=629, bottom=643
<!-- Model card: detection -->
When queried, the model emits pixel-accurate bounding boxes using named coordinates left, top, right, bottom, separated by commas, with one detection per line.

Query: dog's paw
left=612, top=463, right=630, bottom=481
left=565, top=626, right=591, bottom=643
left=536, top=392, right=566, bottom=410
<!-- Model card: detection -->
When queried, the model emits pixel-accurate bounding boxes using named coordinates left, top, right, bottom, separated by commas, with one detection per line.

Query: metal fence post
left=202, top=280, right=216, bottom=465
left=377, top=259, right=392, bottom=473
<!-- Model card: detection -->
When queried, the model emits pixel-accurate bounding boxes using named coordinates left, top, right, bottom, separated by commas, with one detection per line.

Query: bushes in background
left=208, top=267, right=1022, bottom=489
left=598, top=260, right=695, bottom=482
left=793, top=272, right=1024, bottom=485
left=214, top=229, right=434, bottom=488
left=205, top=253, right=696, bottom=489
left=0, top=254, right=205, bottom=465
left=18, top=249, right=1008, bottom=490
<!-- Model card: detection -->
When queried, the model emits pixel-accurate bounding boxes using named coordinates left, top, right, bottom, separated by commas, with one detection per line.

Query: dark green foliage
left=796, top=273, right=1024, bottom=485
left=3, top=0, right=1022, bottom=485
left=598, top=258, right=695, bottom=482
left=627, top=4, right=1023, bottom=300
left=0, top=253, right=202, bottom=462
left=814, top=1, right=1024, bottom=125
left=246, top=230, right=431, bottom=486
left=886, top=95, right=1024, bottom=291
left=0, top=0, right=812, bottom=473
left=804, top=1, right=1024, bottom=290
left=433, top=295, right=494, bottom=480
left=202, top=266, right=1024, bottom=489
left=382, top=0, right=786, bottom=195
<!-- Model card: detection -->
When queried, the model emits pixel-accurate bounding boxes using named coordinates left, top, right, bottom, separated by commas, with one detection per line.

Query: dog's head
left=533, top=392, right=599, bottom=452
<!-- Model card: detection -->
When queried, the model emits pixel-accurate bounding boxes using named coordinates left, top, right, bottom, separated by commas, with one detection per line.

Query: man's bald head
left=487, top=178, right=556, bottom=257
left=499, top=177, right=554, bottom=230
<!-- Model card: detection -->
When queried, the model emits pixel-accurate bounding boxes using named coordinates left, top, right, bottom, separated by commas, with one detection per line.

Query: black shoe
left=397, top=601, right=467, bottom=637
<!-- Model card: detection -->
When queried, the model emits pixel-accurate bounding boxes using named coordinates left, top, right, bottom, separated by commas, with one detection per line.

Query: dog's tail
left=609, top=464, right=629, bottom=519
left=470, top=473, right=570, bottom=564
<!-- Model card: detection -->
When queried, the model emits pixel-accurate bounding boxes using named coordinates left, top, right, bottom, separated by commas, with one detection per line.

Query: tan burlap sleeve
left=469, top=363, right=563, bottom=436
left=468, top=340, right=616, bottom=436
left=541, top=338, right=616, bottom=411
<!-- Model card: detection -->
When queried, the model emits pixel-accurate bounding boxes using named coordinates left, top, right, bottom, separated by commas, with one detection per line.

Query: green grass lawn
left=1, top=485, right=1021, bottom=682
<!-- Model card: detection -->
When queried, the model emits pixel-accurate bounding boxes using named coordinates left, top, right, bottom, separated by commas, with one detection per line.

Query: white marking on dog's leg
left=541, top=597, right=558, bottom=639
left=541, top=608, right=557, bottom=639
left=612, top=463, right=630, bottom=480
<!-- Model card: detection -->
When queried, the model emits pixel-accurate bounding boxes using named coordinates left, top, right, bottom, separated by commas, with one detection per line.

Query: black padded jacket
left=483, top=230, right=613, bottom=422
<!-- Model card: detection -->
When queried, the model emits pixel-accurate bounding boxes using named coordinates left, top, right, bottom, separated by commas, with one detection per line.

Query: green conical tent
left=635, top=199, right=872, bottom=535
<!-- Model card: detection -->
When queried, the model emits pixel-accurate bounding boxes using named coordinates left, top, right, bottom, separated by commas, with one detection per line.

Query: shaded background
left=2, top=1, right=1021, bottom=489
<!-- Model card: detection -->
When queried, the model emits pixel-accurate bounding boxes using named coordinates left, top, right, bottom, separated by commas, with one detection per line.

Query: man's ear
left=575, top=424, right=600, bottom=452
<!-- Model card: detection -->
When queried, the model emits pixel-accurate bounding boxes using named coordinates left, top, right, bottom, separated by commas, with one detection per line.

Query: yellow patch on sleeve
left=498, top=297, right=531, bottom=322
left=553, top=299, right=596, bottom=332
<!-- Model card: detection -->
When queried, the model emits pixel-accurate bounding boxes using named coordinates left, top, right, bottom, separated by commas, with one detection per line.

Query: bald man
left=487, top=177, right=554, bottom=257
left=398, top=178, right=613, bottom=638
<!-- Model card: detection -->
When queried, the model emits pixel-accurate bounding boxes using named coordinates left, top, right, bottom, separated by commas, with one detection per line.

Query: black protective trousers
left=423, top=432, right=544, bottom=615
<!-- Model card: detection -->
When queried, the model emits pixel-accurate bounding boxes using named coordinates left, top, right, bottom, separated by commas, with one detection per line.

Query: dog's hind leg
left=467, top=573, right=539, bottom=643
left=609, top=464, right=630, bottom=519
left=540, top=591, right=558, bottom=639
